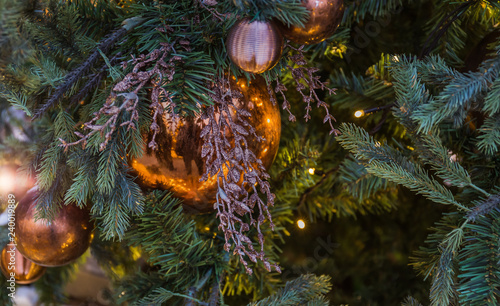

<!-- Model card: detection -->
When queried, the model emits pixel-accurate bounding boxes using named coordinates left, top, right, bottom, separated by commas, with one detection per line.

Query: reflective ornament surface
left=15, top=187, right=93, bottom=267
left=280, top=0, right=345, bottom=45
left=131, top=75, right=281, bottom=213
left=227, top=17, right=284, bottom=73
left=0, top=243, right=46, bottom=284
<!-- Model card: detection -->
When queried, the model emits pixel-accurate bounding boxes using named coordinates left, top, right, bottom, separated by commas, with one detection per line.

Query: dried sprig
left=201, top=76, right=280, bottom=275
left=34, top=17, right=146, bottom=119
left=272, top=43, right=339, bottom=135
left=60, top=31, right=181, bottom=151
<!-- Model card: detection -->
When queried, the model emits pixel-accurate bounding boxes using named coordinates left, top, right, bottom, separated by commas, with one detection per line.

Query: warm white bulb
left=297, top=219, right=305, bottom=229
left=0, top=170, right=16, bottom=193
left=354, top=110, right=364, bottom=118
left=308, top=168, right=315, bottom=175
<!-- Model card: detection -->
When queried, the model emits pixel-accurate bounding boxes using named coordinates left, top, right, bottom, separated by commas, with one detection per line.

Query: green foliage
left=3, top=0, right=500, bottom=304
left=248, top=274, right=332, bottom=306
left=458, top=210, right=500, bottom=305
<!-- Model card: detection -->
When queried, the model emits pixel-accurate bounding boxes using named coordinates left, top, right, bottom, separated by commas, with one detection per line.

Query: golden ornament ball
left=226, top=17, right=284, bottom=73
left=280, top=0, right=345, bottom=45
left=14, top=187, right=94, bottom=267
left=131, top=75, right=281, bottom=213
left=0, top=243, right=46, bottom=284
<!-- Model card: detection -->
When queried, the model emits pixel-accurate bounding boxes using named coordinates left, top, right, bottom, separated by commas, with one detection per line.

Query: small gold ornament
left=226, top=17, right=284, bottom=73
left=131, top=75, right=281, bottom=213
left=280, top=0, right=345, bottom=45
left=14, top=187, right=94, bottom=267
left=0, top=243, right=46, bottom=284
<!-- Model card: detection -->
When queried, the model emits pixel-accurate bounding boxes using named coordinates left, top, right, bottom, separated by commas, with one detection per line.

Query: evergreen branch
left=248, top=274, right=332, bottom=306
left=125, top=191, right=216, bottom=290
left=136, top=287, right=208, bottom=306
left=67, top=52, right=122, bottom=108
left=466, top=194, right=500, bottom=221
left=185, top=269, right=212, bottom=306
left=458, top=210, right=500, bottom=305
left=414, top=57, right=500, bottom=132
left=32, top=16, right=145, bottom=119
left=483, top=77, right=500, bottom=116
left=297, top=167, right=338, bottom=209
left=402, top=296, right=423, bottom=306
left=231, top=0, right=308, bottom=26
left=337, top=123, right=469, bottom=210
left=418, top=133, right=484, bottom=193
left=420, top=1, right=472, bottom=59
left=430, top=226, right=464, bottom=306
left=477, top=114, right=500, bottom=155
left=338, top=157, right=390, bottom=202
left=208, top=271, right=225, bottom=306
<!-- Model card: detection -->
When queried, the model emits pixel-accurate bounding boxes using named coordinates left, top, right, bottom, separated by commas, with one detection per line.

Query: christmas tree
left=1, top=0, right=500, bottom=305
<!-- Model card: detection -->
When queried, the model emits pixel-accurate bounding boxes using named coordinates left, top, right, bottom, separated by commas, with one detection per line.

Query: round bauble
left=227, top=17, right=284, bottom=73
left=14, top=187, right=93, bottom=267
left=0, top=243, right=46, bottom=284
left=131, top=75, right=281, bottom=213
left=280, top=0, right=345, bottom=45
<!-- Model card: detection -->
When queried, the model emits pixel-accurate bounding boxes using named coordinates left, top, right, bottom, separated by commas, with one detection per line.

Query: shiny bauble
left=14, top=187, right=93, bottom=267
left=227, top=17, right=284, bottom=73
left=131, top=75, right=281, bottom=213
left=280, top=0, right=345, bottom=45
left=0, top=243, right=46, bottom=284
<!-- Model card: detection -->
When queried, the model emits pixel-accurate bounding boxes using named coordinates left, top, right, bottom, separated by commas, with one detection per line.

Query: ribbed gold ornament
left=0, top=243, right=46, bottom=284
left=226, top=18, right=283, bottom=73
left=131, top=75, right=281, bottom=213
left=280, top=0, right=345, bottom=45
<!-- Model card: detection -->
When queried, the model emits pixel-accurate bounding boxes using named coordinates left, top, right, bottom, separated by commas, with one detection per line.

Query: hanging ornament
left=14, top=187, right=94, bottom=267
left=226, top=17, right=284, bottom=73
left=0, top=243, right=46, bottom=284
left=279, top=0, right=345, bottom=45
left=131, top=75, right=281, bottom=213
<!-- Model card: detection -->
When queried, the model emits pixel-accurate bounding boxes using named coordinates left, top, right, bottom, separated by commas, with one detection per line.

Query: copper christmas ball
left=280, top=0, right=345, bottom=45
left=131, top=75, right=281, bottom=213
left=0, top=243, right=46, bottom=284
left=14, top=187, right=93, bottom=267
left=227, top=17, right=284, bottom=73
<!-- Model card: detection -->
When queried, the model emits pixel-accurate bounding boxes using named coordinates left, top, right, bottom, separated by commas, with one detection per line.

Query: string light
left=0, top=169, right=16, bottom=193
left=354, top=103, right=395, bottom=118
left=308, top=168, right=315, bottom=175
left=297, top=219, right=305, bottom=229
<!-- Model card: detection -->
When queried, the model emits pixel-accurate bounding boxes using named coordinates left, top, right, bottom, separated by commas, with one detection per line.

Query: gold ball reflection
left=0, top=243, right=46, bottom=284
left=131, top=75, right=281, bottom=213
left=280, top=0, right=345, bottom=45
left=14, top=187, right=93, bottom=267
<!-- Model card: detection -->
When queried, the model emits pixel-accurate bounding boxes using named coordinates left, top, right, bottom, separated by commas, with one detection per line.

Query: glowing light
left=297, top=219, right=305, bottom=229
left=0, top=170, right=16, bottom=193
left=267, top=118, right=271, bottom=123
left=308, top=168, right=315, bottom=175
left=354, top=110, right=364, bottom=118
